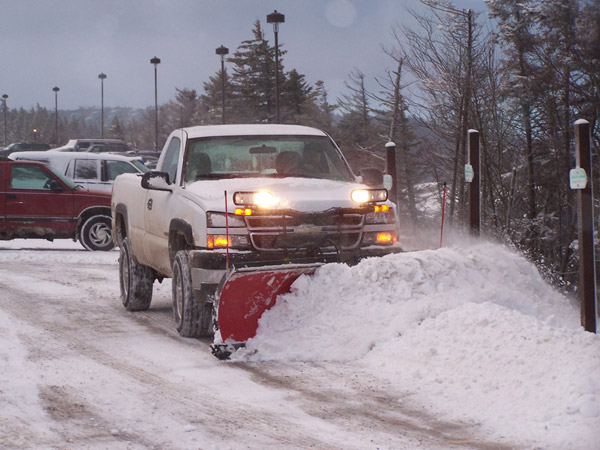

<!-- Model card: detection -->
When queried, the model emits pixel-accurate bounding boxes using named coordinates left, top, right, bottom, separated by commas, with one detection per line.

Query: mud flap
left=211, top=263, right=321, bottom=356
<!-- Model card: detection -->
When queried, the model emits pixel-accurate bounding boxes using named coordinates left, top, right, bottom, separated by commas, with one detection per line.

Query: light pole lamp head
left=267, top=10, right=285, bottom=32
left=2, top=94, right=7, bottom=100
left=150, top=56, right=161, bottom=67
left=216, top=45, right=229, bottom=62
left=98, top=73, right=107, bottom=80
left=53, top=86, right=60, bottom=93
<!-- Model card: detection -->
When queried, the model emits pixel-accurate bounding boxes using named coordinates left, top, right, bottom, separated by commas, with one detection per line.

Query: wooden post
left=467, top=129, right=480, bottom=235
left=574, top=119, right=597, bottom=333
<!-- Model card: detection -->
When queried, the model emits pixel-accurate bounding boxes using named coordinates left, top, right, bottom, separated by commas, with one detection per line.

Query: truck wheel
left=80, top=215, right=114, bottom=251
left=172, top=250, right=213, bottom=337
left=119, top=238, right=154, bottom=311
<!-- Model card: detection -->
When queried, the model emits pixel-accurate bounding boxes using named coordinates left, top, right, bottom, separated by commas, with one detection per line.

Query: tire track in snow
left=240, top=362, right=517, bottom=450
left=0, top=262, right=356, bottom=448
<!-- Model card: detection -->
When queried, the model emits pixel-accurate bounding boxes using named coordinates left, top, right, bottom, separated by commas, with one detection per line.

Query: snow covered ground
left=1, top=237, right=599, bottom=449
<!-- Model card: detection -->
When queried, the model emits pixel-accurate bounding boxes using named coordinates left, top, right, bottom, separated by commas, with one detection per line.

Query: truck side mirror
left=383, top=174, right=393, bottom=190
left=141, top=171, right=172, bottom=192
left=358, top=167, right=384, bottom=187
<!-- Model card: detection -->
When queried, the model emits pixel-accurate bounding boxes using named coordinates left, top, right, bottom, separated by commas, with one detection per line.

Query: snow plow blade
left=211, top=262, right=322, bottom=357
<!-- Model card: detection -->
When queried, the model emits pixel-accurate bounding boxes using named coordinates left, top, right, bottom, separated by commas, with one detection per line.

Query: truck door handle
left=147, top=199, right=153, bottom=210
left=7, top=194, right=16, bottom=200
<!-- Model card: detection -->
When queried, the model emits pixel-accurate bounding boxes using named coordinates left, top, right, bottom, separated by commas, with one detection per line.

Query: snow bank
left=233, top=241, right=600, bottom=449
left=235, top=242, right=578, bottom=361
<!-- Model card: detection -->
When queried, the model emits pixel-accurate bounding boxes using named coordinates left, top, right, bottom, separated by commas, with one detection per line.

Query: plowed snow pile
left=233, top=241, right=600, bottom=449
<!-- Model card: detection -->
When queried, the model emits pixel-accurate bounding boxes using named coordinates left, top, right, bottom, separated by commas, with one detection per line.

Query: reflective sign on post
left=569, top=168, right=587, bottom=189
left=464, top=164, right=474, bottom=183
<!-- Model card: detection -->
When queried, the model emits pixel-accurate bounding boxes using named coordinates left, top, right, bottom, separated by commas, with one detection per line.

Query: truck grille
left=246, top=211, right=364, bottom=252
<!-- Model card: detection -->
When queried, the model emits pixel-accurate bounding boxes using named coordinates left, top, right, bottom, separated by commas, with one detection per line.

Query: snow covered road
left=1, top=240, right=598, bottom=449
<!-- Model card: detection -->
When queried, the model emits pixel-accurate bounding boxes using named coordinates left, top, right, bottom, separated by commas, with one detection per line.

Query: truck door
left=5, top=163, right=74, bottom=238
left=143, top=136, right=182, bottom=275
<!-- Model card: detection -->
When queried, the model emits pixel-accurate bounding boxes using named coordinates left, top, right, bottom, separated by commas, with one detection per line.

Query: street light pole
left=98, top=73, right=107, bottom=138
left=150, top=56, right=161, bottom=150
left=53, top=87, right=60, bottom=146
left=2, top=94, right=7, bottom=146
left=267, top=10, right=285, bottom=124
left=215, top=45, right=229, bottom=124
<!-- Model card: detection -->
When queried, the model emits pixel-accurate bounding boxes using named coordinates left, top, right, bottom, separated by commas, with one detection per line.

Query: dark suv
left=0, top=142, right=51, bottom=156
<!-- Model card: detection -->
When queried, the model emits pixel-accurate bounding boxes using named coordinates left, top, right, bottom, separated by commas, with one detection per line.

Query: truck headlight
left=206, top=212, right=246, bottom=228
left=351, top=189, right=388, bottom=204
left=233, top=191, right=276, bottom=208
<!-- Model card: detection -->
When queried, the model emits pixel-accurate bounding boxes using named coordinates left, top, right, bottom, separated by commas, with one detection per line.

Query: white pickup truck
left=111, top=124, right=401, bottom=345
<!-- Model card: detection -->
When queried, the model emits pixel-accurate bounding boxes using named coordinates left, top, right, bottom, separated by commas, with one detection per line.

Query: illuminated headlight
left=206, top=212, right=246, bottom=228
left=233, top=191, right=276, bottom=208
left=351, top=189, right=388, bottom=204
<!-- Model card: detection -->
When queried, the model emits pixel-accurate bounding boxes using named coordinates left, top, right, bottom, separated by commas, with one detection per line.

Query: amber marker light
left=376, top=232, right=395, bottom=244
left=207, top=235, right=231, bottom=248
left=234, top=208, right=252, bottom=216
left=374, top=204, right=390, bottom=213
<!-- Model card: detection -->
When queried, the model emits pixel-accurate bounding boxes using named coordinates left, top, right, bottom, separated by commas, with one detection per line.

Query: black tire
left=119, top=238, right=154, bottom=311
left=80, top=214, right=114, bottom=251
left=172, top=250, right=213, bottom=337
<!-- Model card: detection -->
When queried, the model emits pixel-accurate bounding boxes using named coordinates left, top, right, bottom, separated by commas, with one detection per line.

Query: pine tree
left=174, top=88, right=201, bottom=127
left=281, top=69, right=313, bottom=123
left=202, top=71, right=233, bottom=124
left=229, top=20, right=285, bottom=123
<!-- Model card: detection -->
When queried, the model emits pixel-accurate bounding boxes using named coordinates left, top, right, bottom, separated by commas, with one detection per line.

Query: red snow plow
left=210, top=262, right=323, bottom=359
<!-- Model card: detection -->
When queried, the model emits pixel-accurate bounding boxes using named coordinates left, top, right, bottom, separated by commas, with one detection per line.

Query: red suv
left=0, top=157, right=114, bottom=250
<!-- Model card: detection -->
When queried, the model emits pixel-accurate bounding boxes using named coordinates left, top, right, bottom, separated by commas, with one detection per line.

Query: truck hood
left=184, top=177, right=369, bottom=212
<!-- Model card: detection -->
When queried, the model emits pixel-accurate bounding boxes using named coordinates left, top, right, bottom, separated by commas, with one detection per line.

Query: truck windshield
left=184, top=135, right=354, bottom=183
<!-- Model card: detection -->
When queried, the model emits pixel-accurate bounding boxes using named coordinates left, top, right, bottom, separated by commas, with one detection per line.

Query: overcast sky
left=1, top=0, right=485, bottom=111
